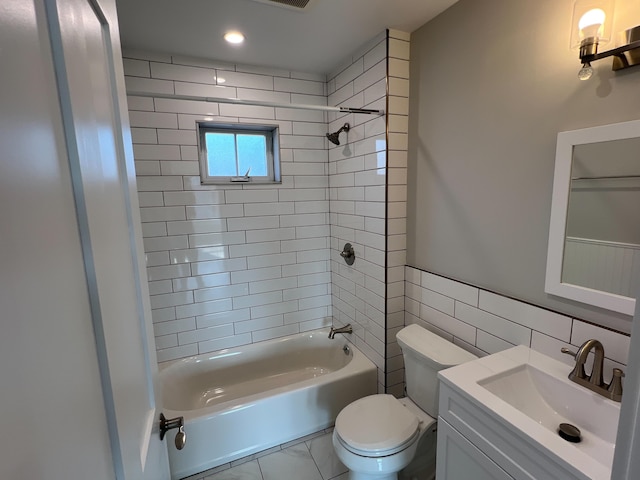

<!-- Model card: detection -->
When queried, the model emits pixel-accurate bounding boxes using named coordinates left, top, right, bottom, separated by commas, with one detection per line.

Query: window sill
left=200, top=180, right=283, bottom=186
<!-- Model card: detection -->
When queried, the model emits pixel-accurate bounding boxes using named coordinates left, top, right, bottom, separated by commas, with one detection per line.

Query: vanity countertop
left=438, top=345, right=621, bottom=480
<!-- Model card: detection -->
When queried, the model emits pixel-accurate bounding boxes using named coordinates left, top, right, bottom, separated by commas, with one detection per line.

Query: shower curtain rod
left=572, top=174, right=640, bottom=180
left=127, top=91, right=385, bottom=116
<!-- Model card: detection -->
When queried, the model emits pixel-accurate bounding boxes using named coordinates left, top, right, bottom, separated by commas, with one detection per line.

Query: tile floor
left=183, top=428, right=348, bottom=480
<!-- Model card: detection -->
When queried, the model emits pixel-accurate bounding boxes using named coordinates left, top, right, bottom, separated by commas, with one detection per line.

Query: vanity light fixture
left=571, top=0, right=640, bottom=80
left=224, top=31, right=245, bottom=44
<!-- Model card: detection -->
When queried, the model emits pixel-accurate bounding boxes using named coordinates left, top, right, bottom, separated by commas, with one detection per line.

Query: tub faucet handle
left=340, top=243, right=355, bottom=265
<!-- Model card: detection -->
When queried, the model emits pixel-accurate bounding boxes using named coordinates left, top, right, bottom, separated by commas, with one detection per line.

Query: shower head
left=326, top=123, right=350, bottom=146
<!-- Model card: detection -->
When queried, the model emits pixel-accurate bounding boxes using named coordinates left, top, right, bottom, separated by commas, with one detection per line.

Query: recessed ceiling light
left=224, top=32, right=245, bottom=44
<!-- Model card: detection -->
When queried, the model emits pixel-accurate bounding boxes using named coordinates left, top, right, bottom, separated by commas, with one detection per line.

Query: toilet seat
left=334, top=394, right=420, bottom=457
left=335, top=427, right=420, bottom=458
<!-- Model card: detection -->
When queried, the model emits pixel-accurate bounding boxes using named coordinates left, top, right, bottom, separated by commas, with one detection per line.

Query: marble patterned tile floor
left=183, top=429, right=348, bottom=480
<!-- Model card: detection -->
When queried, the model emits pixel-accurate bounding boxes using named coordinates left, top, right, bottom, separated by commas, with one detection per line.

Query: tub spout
left=329, top=324, right=352, bottom=339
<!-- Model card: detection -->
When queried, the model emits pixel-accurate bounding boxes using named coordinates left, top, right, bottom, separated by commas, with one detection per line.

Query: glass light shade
left=579, top=8, right=606, bottom=37
left=570, top=0, right=614, bottom=49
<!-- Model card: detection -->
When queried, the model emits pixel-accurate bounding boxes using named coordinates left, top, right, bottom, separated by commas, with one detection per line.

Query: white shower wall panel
left=384, top=30, right=411, bottom=397
left=124, top=51, right=332, bottom=362
left=327, top=31, right=389, bottom=393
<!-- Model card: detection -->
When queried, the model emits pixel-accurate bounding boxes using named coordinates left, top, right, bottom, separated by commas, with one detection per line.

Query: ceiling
left=115, top=0, right=458, bottom=74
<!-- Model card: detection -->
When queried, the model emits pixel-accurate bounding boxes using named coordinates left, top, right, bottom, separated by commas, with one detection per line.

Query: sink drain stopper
left=558, top=423, right=581, bottom=443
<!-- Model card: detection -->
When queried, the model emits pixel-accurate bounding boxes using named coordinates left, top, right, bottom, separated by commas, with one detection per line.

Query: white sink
left=439, top=345, right=621, bottom=479
left=479, top=362, right=619, bottom=467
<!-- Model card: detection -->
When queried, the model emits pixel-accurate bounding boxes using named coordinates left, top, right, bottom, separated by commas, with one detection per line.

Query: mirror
left=546, top=119, right=640, bottom=316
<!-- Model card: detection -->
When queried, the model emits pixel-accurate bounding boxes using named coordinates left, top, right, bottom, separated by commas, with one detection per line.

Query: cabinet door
left=436, top=419, right=514, bottom=480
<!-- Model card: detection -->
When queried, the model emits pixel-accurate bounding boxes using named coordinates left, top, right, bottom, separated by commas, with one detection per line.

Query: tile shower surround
left=326, top=29, right=410, bottom=395
left=404, top=266, right=631, bottom=379
left=385, top=30, right=410, bottom=397
left=327, top=31, right=388, bottom=394
left=125, top=51, right=333, bottom=363
left=124, top=32, right=396, bottom=373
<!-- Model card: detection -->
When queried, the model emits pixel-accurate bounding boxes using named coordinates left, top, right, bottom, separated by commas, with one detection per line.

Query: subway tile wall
left=405, top=266, right=630, bottom=382
left=124, top=50, right=333, bottom=362
left=327, top=31, right=389, bottom=393
left=385, top=30, right=410, bottom=397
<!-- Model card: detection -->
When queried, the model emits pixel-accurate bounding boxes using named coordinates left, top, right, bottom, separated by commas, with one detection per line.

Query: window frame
left=196, top=122, right=281, bottom=185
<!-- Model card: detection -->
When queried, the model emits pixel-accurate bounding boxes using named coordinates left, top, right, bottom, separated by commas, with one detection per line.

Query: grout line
left=256, top=457, right=265, bottom=480
left=305, top=439, right=325, bottom=480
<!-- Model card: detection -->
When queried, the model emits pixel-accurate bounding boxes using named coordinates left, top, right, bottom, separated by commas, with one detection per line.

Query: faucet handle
left=608, top=368, right=624, bottom=401
left=561, top=347, right=587, bottom=380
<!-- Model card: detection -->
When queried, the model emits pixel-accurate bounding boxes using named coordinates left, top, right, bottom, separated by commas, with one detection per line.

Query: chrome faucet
left=329, top=323, right=352, bottom=339
left=561, top=339, right=624, bottom=402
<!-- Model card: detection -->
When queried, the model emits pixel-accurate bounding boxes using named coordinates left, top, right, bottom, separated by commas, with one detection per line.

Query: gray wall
left=407, top=0, right=640, bottom=333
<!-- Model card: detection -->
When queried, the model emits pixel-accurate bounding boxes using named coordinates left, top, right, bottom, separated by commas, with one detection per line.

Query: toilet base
left=348, top=471, right=398, bottom=480
left=342, top=427, right=437, bottom=480
left=398, top=421, right=437, bottom=480
left=333, top=428, right=417, bottom=480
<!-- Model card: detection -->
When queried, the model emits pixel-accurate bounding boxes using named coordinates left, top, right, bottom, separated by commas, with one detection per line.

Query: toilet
left=332, top=324, right=478, bottom=480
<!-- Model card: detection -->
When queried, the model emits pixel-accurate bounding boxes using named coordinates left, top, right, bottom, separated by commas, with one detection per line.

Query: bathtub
left=159, top=329, right=377, bottom=479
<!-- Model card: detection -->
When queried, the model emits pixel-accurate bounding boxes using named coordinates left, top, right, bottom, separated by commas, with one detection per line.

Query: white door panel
left=45, top=0, right=170, bottom=478
left=0, top=1, right=116, bottom=476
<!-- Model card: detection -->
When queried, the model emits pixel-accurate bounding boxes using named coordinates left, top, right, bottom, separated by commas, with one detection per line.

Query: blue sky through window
left=237, top=134, right=267, bottom=176
left=205, top=132, right=267, bottom=177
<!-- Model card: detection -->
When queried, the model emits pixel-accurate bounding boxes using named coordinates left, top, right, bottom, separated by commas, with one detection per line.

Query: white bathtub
left=159, top=329, right=377, bottom=479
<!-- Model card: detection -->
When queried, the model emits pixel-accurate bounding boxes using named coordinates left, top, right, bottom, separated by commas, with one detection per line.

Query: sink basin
left=479, top=363, right=619, bottom=467
left=439, top=345, right=621, bottom=479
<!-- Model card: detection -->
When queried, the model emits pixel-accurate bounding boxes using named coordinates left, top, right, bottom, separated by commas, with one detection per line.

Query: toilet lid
left=335, top=394, right=420, bottom=456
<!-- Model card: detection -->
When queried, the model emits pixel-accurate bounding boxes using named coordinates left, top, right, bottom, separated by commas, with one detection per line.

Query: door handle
left=159, top=413, right=187, bottom=450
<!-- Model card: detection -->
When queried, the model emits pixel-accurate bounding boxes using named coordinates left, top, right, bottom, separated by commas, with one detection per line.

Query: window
left=197, top=122, right=280, bottom=184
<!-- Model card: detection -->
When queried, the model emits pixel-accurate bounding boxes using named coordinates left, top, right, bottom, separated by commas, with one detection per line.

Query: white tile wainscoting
left=403, top=266, right=630, bottom=385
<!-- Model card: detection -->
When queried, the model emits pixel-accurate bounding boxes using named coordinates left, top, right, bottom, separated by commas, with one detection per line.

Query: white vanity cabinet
left=436, top=417, right=513, bottom=480
left=436, top=382, right=588, bottom=480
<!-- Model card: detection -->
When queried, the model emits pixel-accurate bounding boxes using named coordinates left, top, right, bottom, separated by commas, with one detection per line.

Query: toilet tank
left=396, top=324, right=477, bottom=417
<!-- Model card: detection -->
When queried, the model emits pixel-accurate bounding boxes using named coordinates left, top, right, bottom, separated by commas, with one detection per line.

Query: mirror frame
left=545, top=119, right=640, bottom=316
